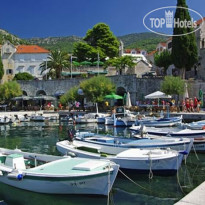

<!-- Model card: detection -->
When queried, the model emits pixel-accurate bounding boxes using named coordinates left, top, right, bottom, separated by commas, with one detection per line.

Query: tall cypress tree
left=0, top=56, right=4, bottom=80
left=172, top=0, right=198, bottom=79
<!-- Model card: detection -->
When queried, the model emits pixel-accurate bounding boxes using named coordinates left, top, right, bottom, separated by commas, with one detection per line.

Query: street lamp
left=70, top=55, right=77, bottom=79
left=97, top=51, right=100, bottom=75
left=70, top=55, right=73, bottom=79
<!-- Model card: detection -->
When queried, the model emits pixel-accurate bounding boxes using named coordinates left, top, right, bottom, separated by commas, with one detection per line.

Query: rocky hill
left=27, top=32, right=167, bottom=53
left=0, top=29, right=26, bottom=45
left=118, top=32, right=167, bottom=52
left=27, top=36, right=83, bottom=53
left=0, top=28, right=167, bottom=53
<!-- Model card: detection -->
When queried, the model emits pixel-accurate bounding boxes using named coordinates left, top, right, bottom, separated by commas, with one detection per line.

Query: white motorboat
left=135, top=115, right=183, bottom=127
left=184, top=120, right=205, bottom=130
left=30, top=114, right=48, bottom=122
left=130, top=125, right=205, bottom=152
left=15, top=114, right=30, bottom=122
left=0, top=116, right=10, bottom=125
left=57, top=140, right=184, bottom=175
left=0, top=147, right=119, bottom=196
left=72, top=131, right=193, bottom=156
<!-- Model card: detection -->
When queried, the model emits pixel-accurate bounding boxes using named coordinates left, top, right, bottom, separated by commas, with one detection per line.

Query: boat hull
left=0, top=170, right=118, bottom=195
left=56, top=141, right=184, bottom=175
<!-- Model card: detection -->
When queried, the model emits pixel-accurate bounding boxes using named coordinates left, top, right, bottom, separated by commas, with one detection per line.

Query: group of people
left=182, top=97, right=201, bottom=112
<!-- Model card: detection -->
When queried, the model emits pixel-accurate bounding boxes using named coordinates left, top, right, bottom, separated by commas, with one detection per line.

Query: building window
left=6, top=69, right=13, bottom=75
left=16, top=66, right=24, bottom=73
left=202, top=39, right=205, bottom=49
left=168, top=42, right=172, bottom=49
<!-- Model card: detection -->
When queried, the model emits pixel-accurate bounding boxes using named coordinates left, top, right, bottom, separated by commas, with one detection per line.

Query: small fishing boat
left=56, top=140, right=185, bottom=175
left=15, top=114, right=30, bottom=122
left=30, top=114, right=48, bottom=122
left=0, top=147, right=119, bottom=196
left=135, top=115, right=183, bottom=127
left=72, top=131, right=193, bottom=156
left=184, top=120, right=205, bottom=130
left=130, top=125, right=205, bottom=152
left=0, top=116, right=10, bottom=125
left=130, top=125, right=205, bottom=138
left=75, top=113, right=108, bottom=124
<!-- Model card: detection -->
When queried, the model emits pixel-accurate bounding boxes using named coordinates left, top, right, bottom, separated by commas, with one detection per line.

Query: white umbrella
left=145, top=91, right=172, bottom=99
left=126, top=92, right=132, bottom=107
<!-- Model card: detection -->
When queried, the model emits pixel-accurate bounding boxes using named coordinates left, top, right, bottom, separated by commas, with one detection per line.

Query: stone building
left=0, top=41, right=49, bottom=83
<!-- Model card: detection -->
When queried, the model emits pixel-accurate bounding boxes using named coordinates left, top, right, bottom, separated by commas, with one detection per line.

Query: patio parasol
left=104, top=93, right=123, bottom=100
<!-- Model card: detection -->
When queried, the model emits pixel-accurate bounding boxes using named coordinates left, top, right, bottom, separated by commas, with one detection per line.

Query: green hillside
left=0, top=29, right=27, bottom=45
left=27, top=32, right=166, bottom=53
left=118, top=32, right=167, bottom=52
left=27, top=36, right=83, bottom=53
left=0, top=28, right=167, bottom=53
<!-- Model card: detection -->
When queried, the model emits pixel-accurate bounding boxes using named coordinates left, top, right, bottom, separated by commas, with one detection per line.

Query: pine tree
left=172, top=0, right=198, bottom=79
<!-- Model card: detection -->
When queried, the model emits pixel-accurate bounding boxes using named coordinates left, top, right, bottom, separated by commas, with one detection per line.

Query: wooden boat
left=184, top=120, right=205, bottom=130
left=30, top=114, right=47, bottom=122
left=56, top=140, right=185, bottom=175
left=130, top=125, right=205, bottom=152
left=135, top=115, right=183, bottom=127
left=0, top=147, right=119, bottom=196
left=72, top=131, right=193, bottom=156
left=0, top=116, right=10, bottom=125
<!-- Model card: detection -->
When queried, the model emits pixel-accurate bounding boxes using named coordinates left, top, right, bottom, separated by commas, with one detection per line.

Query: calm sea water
left=0, top=121, right=205, bottom=205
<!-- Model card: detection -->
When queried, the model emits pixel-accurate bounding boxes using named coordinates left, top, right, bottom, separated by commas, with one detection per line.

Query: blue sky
left=0, top=0, right=204, bottom=38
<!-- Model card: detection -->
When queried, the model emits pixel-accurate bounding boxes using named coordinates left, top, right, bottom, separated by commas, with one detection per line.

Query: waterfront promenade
left=175, top=181, right=205, bottom=205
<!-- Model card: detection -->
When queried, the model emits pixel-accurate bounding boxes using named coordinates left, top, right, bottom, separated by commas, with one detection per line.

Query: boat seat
left=72, top=160, right=107, bottom=171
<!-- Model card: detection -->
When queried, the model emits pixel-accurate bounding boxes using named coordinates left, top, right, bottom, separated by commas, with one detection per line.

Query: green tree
left=80, top=76, right=115, bottom=103
left=73, top=42, right=104, bottom=62
left=0, top=56, right=4, bottom=80
left=84, top=23, right=119, bottom=59
left=73, top=23, right=119, bottom=61
left=172, top=0, right=198, bottom=78
left=40, top=50, right=69, bottom=79
left=154, top=51, right=172, bottom=74
left=105, top=56, right=136, bottom=75
left=0, top=81, right=22, bottom=101
left=161, top=76, right=185, bottom=96
left=13, top=72, right=34, bottom=81
left=60, top=86, right=81, bottom=106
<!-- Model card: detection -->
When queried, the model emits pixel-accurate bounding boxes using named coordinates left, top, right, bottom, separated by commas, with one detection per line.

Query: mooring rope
left=176, top=152, right=185, bottom=195
left=118, top=169, right=151, bottom=191
left=148, top=153, right=153, bottom=180
left=192, top=143, right=199, bottom=161
left=107, top=163, right=111, bottom=205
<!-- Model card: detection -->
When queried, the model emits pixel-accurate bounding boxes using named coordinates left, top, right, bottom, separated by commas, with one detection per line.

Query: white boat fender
left=66, top=152, right=76, bottom=157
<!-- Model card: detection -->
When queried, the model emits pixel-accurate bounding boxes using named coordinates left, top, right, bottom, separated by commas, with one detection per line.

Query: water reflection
left=0, top=121, right=205, bottom=205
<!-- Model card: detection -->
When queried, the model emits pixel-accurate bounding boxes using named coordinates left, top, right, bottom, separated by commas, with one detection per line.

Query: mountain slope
left=118, top=32, right=167, bottom=52
left=27, top=36, right=83, bottom=53
left=0, top=29, right=26, bottom=45
left=27, top=32, right=166, bottom=53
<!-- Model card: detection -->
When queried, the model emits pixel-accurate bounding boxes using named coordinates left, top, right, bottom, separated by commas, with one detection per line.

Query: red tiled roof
left=16, top=45, right=49, bottom=54
left=147, top=50, right=157, bottom=56
left=124, top=49, right=131, bottom=53
left=159, top=42, right=166, bottom=47
left=196, top=17, right=205, bottom=25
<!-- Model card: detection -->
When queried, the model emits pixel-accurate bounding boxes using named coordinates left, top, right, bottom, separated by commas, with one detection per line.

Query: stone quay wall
left=18, top=75, right=205, bottom=106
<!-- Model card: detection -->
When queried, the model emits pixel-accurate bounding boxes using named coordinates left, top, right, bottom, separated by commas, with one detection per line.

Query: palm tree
left=40, top=50, right=70, bottom=79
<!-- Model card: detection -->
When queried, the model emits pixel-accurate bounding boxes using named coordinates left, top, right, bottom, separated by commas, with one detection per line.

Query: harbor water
left=0, top=121, right=205, bottom=205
